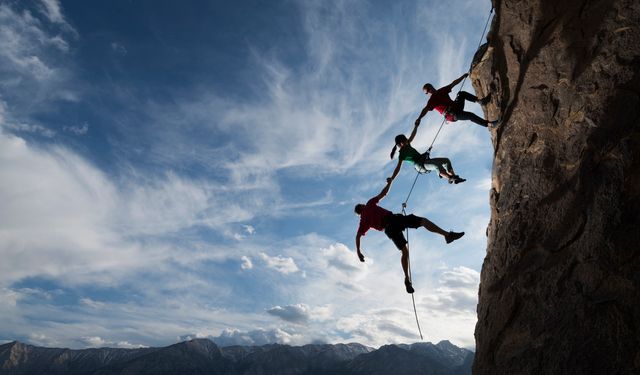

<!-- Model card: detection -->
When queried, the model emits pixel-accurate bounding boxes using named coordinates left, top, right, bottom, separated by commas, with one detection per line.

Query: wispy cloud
left=0, top=2, right=79, bottom=130
left=3, top=121, right=55, bottom=137
left=63, top=123, right=88, bottom=135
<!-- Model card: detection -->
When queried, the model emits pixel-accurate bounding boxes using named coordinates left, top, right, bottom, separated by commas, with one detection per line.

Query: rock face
left=0, top=339, right=473, bottom=375
left=471, top=0, right=640, bottom=374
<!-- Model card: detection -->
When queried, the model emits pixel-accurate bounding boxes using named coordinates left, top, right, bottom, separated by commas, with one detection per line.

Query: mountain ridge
left=0, top=338, right=472, bottom=375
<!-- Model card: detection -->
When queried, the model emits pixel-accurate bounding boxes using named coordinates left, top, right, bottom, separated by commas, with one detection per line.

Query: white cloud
left=259, top=252, right=299, bottom=274
left=267, top=304, right=310, bottom=324
left=232, top=225, right=255, bottom=241
left=440, top=266, right=479, bottom=289
left=80, top=336, right=109, bottom=347
left=116, top=341, right=148, bottom=349
left=0, top=128, right=261, bottom=286
left=28, top=333, right=61, bottom=347
left=240, top=256, right=253, bottom=270
left=210, top=328, right=304, bottom=347
left=80, top=336, right=146, bottom=349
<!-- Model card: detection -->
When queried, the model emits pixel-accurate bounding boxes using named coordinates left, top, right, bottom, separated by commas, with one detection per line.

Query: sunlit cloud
left=260, top=253, right=300, bottom=275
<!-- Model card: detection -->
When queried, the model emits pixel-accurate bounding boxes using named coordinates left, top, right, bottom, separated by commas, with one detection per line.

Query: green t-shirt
left=398, top=145, right=423, bottom=164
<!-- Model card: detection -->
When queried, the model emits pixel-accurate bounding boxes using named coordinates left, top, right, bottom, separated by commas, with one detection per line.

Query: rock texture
left=0, top=339, right=473, bottom=375
left=471, top=0, right=640, bottom=374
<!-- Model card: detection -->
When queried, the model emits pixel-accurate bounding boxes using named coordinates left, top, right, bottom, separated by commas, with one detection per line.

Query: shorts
left=384, top=214, right=423, bottom=250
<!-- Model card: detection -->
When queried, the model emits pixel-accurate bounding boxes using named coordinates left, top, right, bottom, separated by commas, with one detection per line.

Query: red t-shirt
left=357, top=196, right=392, bottom=236
left=426, top=86, right=456, bottom=121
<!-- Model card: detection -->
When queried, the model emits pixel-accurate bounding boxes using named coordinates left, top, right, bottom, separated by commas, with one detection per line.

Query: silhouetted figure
left=388, top=122, right=465, bottom=184
left=354, top=179, right=464, bottom=293
left=415, top=73, right=497, bottom=128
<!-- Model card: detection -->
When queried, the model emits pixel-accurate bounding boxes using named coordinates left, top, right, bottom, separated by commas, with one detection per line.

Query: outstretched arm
left=374, top=178, right=393, bottom=202
left=355, top=234, right=365, bottom=262
left=407, top=122, right=420, bottom=143
left=387, top=158, right=403, bottom=183
left=415, top=106, right=429, bottom=126
left=447, top=73, right=469, bottom=90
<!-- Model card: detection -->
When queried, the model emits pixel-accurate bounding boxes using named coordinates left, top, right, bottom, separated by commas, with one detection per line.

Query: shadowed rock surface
left=0, top=339, right=473, bottom=375
left=470, top=0, right=640, bottom=373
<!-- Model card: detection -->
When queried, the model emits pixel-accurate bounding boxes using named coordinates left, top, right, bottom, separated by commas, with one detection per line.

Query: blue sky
left=0, top=0, right=494, bottom=349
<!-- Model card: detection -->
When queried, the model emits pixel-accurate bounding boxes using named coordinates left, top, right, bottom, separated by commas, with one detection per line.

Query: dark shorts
left=384, top=214, right=423, bottom=250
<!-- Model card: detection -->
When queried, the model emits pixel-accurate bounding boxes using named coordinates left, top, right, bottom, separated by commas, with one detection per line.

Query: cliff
left=471, top=0, right=640, bottom=374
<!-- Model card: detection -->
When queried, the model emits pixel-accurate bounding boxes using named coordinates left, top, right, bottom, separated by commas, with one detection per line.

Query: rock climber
left=415, top=73, right=497, bottom=128
left=388, top=122, right=465, bottom=184
left=354, top=179, right=465, bottom=293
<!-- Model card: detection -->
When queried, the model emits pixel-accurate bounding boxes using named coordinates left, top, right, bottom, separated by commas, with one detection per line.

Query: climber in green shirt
left=388, top=122, right=465, bottom=184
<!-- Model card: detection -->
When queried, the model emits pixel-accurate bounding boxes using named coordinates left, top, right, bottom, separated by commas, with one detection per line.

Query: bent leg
left=428, top=157, right=454, bottom=175
left=454, top=111, right=489, bottom=127
left=421, top=159, right=448, bottom=177
left=457, top=90, right=478, bottom=103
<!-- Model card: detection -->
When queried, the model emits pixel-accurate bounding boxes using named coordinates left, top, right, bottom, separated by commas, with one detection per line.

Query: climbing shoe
left=489, top=119, right=500, bottom=128
left=445, top=231, right=465, bottom=244
left=404, top=279, right=415, bottom=294
left=453, top=175, right=466, bottom=184
left=478, top=93, right=492, bottom=106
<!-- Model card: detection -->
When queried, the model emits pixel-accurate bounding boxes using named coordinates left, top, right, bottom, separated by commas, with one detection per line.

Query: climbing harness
left=401, top=5, right=494, bottom=341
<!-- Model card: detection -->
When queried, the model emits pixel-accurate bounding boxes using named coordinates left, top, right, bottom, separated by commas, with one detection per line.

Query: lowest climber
left=415, top=73, right=497, bottom=128
left=354, top=179, right=465, bottom=294
left=388, top=121, right=465, bottom=184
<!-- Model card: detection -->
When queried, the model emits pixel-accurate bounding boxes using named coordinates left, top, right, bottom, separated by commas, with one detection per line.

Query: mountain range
left=0, top=338, right=473, bottom=375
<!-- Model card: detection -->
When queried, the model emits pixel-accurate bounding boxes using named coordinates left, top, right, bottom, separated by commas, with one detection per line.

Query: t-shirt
left=398, top=145, right=423, bottom=165
left=426, top=86, right=456, bottom=121
left=357, top=196, right=392, bottom=236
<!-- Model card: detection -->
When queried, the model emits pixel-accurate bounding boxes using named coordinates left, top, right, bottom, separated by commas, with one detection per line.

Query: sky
left=0, top=0, right=494, bottom=350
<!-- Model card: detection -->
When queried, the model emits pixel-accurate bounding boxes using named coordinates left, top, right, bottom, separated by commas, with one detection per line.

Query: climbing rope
left=402, top=203, right=423, bottom=340
left=401, top=6, right=494, bottom=341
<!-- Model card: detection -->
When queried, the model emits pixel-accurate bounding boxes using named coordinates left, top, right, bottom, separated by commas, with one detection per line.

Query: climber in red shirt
left=415, top=73, right=498, bottom=128
left=354, top=179, right=464, bottom=294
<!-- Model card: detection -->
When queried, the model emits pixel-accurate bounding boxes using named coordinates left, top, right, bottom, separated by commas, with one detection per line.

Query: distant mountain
left=0, top=338, right=473, bottom=375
